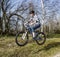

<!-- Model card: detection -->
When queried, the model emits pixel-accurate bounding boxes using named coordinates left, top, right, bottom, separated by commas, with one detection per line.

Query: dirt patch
left=53, top=53, right=60, bottom=57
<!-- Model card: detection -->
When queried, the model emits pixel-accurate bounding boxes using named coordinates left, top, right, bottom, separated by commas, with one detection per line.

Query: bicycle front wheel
left=15, top=31, right=28, bottom=46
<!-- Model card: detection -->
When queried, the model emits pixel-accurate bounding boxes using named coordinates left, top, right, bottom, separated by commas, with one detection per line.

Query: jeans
left=26, top=23, right=41, bottom=33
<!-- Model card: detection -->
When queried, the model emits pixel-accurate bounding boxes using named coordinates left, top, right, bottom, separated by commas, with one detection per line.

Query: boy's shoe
left=36, top=37, right=42, bottom=40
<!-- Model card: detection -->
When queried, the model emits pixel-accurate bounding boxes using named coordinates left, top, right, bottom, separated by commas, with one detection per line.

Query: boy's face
left=30, top=13, right=34, bottom=17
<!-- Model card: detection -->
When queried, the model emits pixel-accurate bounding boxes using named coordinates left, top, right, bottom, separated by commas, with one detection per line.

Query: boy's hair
left=29, top=10, right=35, bottom=14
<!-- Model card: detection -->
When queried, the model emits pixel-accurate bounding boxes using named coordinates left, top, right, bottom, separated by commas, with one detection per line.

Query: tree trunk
left=2, top=13, right=6, bottom=33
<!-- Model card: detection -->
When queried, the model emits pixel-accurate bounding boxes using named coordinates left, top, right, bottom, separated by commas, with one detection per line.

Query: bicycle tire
left=15, top=31, right=28, bottom=46
left=36, top=32, right=46, bottom=45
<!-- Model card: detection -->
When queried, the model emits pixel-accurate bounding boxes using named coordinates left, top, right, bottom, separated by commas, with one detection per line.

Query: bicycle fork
left=22, top=32, right=27, bottom=40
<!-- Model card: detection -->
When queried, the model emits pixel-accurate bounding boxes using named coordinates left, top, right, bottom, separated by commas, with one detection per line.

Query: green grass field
left=0, top=35, right=60, bottom=57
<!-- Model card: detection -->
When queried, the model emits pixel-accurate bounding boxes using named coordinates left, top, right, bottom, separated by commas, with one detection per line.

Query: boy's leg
left=32, top=32, right=35, bottom=38
left=26, top=25, right=35, bottom=38
left=33, top=23, right=41, bottom=30
left=30, top=27, right=35, bottom=38
left=31, top=24, right=41, bottom=38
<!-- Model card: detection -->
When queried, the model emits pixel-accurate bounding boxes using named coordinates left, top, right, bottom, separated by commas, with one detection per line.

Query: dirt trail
left=53, top=53, right=60, bottom=57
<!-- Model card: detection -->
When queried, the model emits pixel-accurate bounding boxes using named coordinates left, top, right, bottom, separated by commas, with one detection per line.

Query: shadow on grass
left=34, top=42, right=60, bottom=54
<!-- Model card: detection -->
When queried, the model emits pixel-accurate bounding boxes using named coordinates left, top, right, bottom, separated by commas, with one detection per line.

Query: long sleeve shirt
left=28, top=14, right=39, bottom=26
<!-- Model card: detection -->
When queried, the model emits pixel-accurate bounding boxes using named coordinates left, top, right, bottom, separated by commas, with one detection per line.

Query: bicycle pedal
left=33, top=37, right=36, bottom=40
left=35, top=37, right=42, bottom=40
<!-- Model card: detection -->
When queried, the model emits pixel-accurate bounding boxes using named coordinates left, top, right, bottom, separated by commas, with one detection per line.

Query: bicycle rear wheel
left=36, top=32, right=46, bottom=45
left=15, top=31, right=28, bottom=46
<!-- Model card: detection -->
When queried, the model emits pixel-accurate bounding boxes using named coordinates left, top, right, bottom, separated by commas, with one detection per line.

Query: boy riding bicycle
left=24, top=10, right=41, bottom=38
left=16, top=11, right=46, bottom=46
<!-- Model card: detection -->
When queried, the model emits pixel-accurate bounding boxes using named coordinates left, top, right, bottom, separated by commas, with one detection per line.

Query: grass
left=0, top=35, right=60, bottom=57
left=47, top=33, right=60, bottom=38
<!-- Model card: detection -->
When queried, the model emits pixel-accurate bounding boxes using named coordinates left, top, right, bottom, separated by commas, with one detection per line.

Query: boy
left=25, top=10, right=41, bottom=38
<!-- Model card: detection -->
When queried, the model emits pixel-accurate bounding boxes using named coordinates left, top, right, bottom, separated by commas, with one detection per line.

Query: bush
left=54, top=29, right=60, bottom=34
left=47, top=33, right=55, bottom=38
left=47, top=33, right=60, bottom=38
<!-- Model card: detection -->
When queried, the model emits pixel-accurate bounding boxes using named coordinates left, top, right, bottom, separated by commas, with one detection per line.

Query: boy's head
left=29, top=10, right=35, bottom=17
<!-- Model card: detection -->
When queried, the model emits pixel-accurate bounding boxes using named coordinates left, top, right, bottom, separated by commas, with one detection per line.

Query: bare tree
left=1, top=0, right=14, bottom=33
left=1, top=0, right=26, bottom=33
left=8, top=0, right=29, bottom=33
left=40, top=0, right=60, bottom=33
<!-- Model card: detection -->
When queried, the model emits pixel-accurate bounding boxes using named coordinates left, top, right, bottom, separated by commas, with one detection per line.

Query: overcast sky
left=11, top=0, right=60, bottom=12
left=10, top=0, right=60, bottom=21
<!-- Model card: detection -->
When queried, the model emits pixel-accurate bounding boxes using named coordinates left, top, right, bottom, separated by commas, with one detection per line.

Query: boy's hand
left=29, top=20, right=36, bottom=25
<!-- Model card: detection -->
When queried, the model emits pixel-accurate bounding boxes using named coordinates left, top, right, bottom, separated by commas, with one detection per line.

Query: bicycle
left=15, top=21, right=46, bottom=46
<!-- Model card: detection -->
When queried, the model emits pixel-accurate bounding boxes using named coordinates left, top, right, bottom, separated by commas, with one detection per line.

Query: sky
left=4, top=0, right=60, bottom=29
left=10, top=0, right=60, bottom=21
left=11, top=0, right=60, bottom=13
